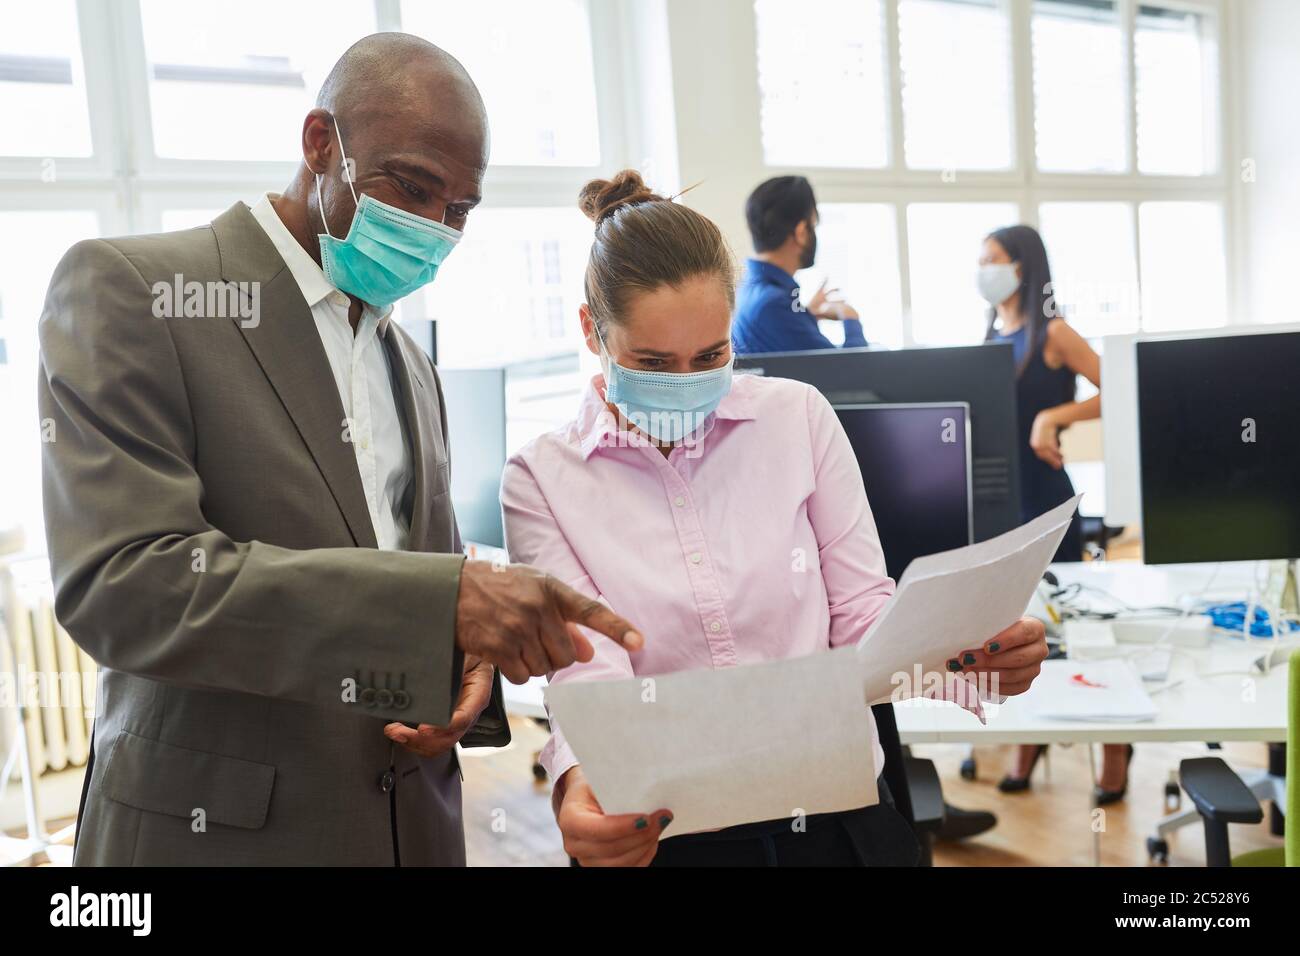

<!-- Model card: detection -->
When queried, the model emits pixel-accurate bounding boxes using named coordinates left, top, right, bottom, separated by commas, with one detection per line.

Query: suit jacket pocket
left=100, top=731, right=276, bottom=830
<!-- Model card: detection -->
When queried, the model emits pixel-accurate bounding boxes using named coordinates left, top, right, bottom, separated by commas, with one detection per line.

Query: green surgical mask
left=315, top=117, right=462, bottom=308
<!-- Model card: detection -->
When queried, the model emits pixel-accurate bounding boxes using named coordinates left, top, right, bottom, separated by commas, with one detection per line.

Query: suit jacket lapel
left=212, top=203, right=379, bottom=550
left=383, top=330, right=435, bottom=553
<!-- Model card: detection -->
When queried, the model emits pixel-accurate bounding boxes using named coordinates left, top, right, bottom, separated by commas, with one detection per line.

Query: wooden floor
left=462, top=716, right=1286, bottom=867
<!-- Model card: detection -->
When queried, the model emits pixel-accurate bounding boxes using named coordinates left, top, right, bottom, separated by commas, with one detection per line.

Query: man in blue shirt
left=733, top=176, right=868, bottom=354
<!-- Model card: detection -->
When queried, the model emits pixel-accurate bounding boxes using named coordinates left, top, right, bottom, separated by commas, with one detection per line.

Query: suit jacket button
left=375, top=688, right=394, bottom=708
left=360, top=687, right=377, bottom=708
left=379, top=771, right=395, bottom=793
left=393, top=690, right=410, bottom=709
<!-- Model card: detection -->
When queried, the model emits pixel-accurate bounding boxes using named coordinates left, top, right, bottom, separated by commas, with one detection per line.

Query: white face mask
left=977, top=262, right=1020, bottom=306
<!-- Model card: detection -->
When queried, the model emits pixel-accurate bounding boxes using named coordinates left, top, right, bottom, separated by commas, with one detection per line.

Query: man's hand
left=806, top=279, right=859, bottom=321
left=947, top=617, right=1049, bottom=699
left=455, top=560, right=643, bottom=684
left=384, top=655, right=494, bottom=758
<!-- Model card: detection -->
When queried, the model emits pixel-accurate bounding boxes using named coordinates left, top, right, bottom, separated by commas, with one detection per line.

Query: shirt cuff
left=539, top=728, right=579, bottom=784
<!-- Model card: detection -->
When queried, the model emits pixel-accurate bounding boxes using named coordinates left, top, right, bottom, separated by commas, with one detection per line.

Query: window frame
left=0, top=0, right=641, bottom=238
left=671, top=0, right=1237, bottom=345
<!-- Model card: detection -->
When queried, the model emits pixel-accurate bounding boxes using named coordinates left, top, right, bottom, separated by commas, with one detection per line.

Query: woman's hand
left=555, top=766, right=672, bottom=867
left=947, top=617, right=1049, bottom=700
left=1029, top=410, right=1065, bottom=469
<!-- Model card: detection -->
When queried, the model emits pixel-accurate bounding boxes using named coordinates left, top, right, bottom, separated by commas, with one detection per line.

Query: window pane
left=1037, top=202, right=1138, bottom=338
left=401, top=0, right=600, bottom=166
left=1136, top=5, right=1217, bottom=175
left=1031, top=0, right=1127, bottom=173
left=906, top=201, right=1019, bottom=345
left=419, top=207, right=592, bottom=367
left=1138, top=201, right=1226, bottom=331
left=899, top=0, right=1014, bottom=170
left=141, top=0, right=376, bottom=161
left=0, top=0, right=92, bottom=157
left=754, top=0, right=888, bottom=168
left=794, top=203, right=903, bottom=348
left=0, top=210, right=101, bottom=549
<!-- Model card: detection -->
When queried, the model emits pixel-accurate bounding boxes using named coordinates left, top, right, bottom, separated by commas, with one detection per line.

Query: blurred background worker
left=733, top=175, right=868, bottom=354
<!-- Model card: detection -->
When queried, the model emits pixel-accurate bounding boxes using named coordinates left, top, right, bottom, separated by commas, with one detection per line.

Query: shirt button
left=378, top=771, right=395, bottom=793
left=709, top=621, right=722, bottom=633
left=332, top=293, right=348, bottom=308
left=689, top=552, right=702, bottom=564
left=360, top=437, right=370, bottom=450
left=673, top=496, right=685, bottom=507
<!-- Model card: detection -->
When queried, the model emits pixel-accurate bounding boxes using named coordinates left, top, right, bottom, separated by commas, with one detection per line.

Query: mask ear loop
left=591, top=315, right=614, bottom=384
left=315, top=114, right=359, bottom=240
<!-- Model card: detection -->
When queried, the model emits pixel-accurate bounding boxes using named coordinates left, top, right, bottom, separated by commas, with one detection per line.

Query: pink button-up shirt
left=500, top=371, right=895, bottom=785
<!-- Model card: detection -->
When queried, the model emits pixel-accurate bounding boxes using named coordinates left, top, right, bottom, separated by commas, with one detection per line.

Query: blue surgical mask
left=315, top=117, right=462, bottom=308
left=595, top=324, right=734, bottom=443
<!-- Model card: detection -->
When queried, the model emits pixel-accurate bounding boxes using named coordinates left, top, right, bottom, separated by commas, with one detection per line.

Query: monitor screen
left=834, top=403, right=973, bottom=580
left=736, top=343, right=1019, bottom=543
left=1137, top=329, right=1300, bottom=564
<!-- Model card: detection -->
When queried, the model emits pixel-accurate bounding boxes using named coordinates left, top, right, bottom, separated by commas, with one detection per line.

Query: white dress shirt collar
left=249, top=192, right=393, bottom=338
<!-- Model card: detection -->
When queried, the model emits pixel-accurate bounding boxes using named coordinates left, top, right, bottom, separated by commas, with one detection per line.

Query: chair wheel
left=960, top=757, right=977, bottom=781
left=1146, top=837, right=1169, bottom=863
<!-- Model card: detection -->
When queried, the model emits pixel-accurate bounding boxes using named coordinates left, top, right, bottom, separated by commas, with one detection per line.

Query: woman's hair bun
left=578, top=169, right=667, bottom=225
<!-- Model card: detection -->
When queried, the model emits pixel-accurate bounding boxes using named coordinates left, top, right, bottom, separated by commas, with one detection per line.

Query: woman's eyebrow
left=695, top=339, right=730, bottom=355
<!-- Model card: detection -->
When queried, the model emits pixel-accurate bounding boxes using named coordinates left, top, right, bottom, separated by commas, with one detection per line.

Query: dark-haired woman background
left=979, top=225, right=1131, bottom=802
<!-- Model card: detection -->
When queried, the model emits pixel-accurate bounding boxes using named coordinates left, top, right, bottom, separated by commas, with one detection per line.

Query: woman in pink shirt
left=501, top=170, right=1048, bottom=867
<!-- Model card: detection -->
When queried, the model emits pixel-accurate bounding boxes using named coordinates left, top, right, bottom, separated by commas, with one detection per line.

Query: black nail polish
left=659, top=815, right=673, bottom=830
left=989, top=642, right=1001, bottom=653
left=635, top=817, right=648, bottom=830
left=963, top=653, right=977, bottom=666
left=947, top=659, right=962, bottom=672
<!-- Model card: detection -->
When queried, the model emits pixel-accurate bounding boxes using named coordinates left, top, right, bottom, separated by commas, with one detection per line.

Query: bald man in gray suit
left=38, top=33, right=642, bottom=866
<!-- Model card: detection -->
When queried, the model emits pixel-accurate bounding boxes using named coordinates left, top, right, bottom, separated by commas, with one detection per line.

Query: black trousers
left=647, top=777, right=920, bottom=868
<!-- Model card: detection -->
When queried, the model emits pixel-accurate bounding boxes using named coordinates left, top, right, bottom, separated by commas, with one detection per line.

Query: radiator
left=1, top=556, right=99, bottom=779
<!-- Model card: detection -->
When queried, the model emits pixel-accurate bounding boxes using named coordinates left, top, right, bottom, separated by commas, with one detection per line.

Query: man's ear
left=791, top=218, right=809, bottom=249
left=302, top=109, right=335, bottom=175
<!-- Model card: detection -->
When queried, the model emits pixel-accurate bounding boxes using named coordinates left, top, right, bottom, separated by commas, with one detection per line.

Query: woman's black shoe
left=1093, top=744, right=1135, bottom=806
left=998, top=744, right=1048, bottom=793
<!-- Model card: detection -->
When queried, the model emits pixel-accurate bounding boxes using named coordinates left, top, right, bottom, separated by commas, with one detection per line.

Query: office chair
left=1179, top=651, right=1297, bottom=866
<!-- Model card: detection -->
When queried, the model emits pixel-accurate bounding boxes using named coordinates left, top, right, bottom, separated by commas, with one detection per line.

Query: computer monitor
left=736, top=344, right=1020, bottom=542
left=834, top=403, right=973, bottom=580
left=440, top=367, right=508, bottom=549
left=1136, top=327, right=1300, bottom=564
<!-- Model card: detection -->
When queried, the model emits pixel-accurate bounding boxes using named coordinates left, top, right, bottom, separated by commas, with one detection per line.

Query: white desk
left=895, top=560, right=1293, bottom=747
left=895, top=559, right=1294, bottom=860
left=503, top=675, right=548, bottom=721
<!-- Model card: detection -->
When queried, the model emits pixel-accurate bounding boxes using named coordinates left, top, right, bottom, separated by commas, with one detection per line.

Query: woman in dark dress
left=979, top=225, right=1131, bottom=803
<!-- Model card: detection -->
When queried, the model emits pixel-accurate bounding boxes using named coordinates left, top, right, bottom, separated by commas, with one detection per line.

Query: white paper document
left=1019, top=659, right=1158, bottom=722
left=545, top=494, right=1081, bottom=836
left=856, top=494, right=1082, bottom=703
left=544, top=645, right=877, bottom=837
